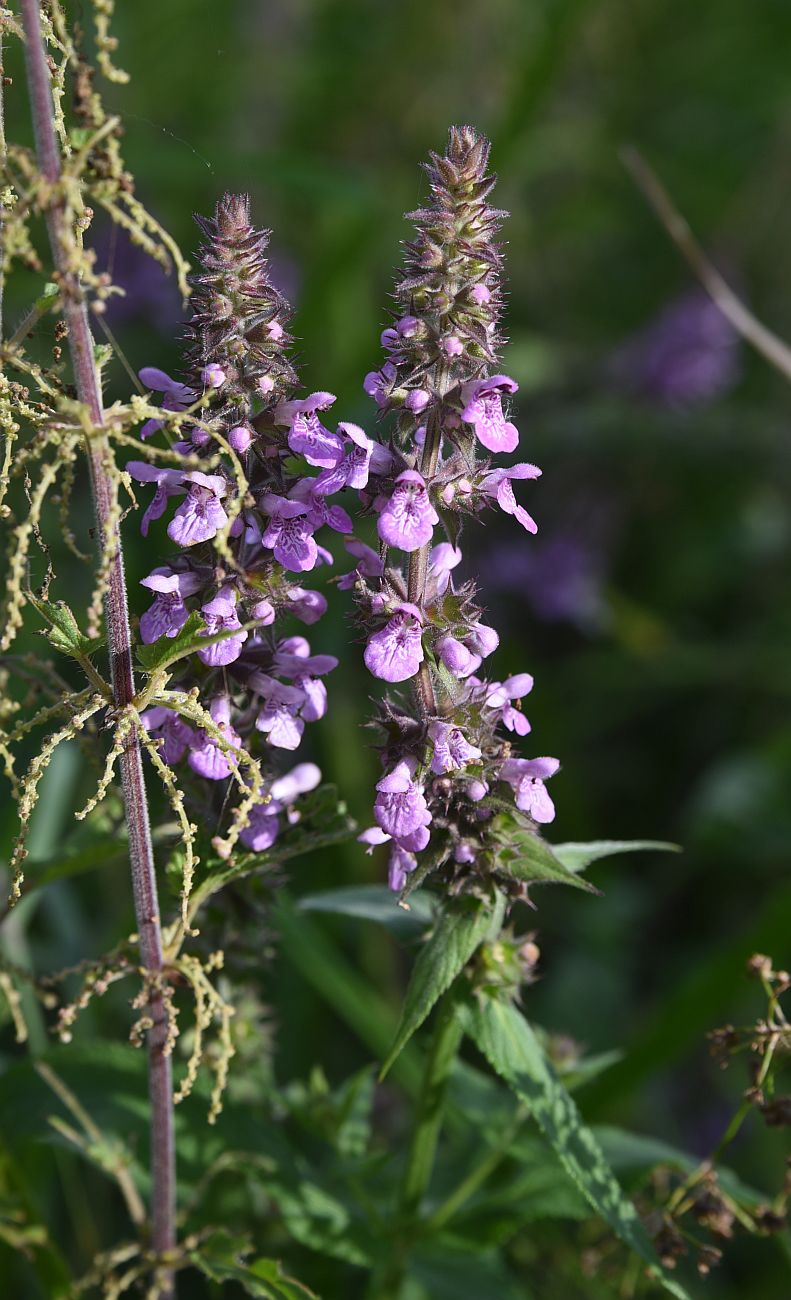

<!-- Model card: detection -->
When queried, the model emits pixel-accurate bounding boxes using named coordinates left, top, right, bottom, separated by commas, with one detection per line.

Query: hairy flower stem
left=407, top=366, right=449, bottom=715
left=19, top=2, right=175, bottom=1289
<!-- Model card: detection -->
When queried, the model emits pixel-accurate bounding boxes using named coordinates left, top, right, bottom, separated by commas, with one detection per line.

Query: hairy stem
left=19, top=2, right=175, bottom=1289
left=407, top=397, right=446, bottom=714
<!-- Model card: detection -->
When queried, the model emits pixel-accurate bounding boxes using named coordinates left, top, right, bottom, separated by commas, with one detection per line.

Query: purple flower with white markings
left=276, top=391, right=341, bottom=467
left=429, top=722, right=482, bottom=774
left=484, top=673, right=534, bottom=736
left=500, top=756, right=559, bottom=823
left=374, top=760, right=432, bottom=842
left=312, top=423, right=374, bottom=495
left=197, top=587, right=248, bottom=666
left=168, top=472, right=229, bottom=547
left=364, top=603, right=424, bottom=683
left=480, top=462, right=541, bottom=533
left=377, top=471, right=439, bottom=552
left=139, top=568, right=202, bottom=643
left=338, top=538, right=384, bottom=591
left=461, top=375, right=519, bottom=453
left=260, top=496, right=318, bottom=572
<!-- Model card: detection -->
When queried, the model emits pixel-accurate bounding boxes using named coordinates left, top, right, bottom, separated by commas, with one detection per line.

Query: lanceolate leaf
left=298, top=884, right=435, bottom=937
left=137, top=611, right=259, bottom=675
left=485, top=813, right=598, bottom=893
left=380, top=891, right=505, bottom=1079
left=462, top=996, right=692, bottom=1300
left=552, top=840, right=681, bottom=874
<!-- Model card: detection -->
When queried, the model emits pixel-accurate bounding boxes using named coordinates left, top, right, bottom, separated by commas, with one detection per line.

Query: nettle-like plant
left=1, top=6, right=788, bottom=1300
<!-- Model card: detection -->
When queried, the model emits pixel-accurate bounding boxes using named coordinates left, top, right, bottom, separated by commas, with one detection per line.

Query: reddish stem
left=19, top=2, right=175, bottom=1290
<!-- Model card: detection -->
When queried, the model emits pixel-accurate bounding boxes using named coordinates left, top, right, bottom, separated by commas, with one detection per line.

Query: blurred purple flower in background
left=611, top=288, right=740, bottom=408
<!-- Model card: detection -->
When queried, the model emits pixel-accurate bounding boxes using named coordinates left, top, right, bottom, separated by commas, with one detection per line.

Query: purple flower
left=201, top=363, right=226, bottom=388
left=480, top=463, right=541, bottom=534
left=485, top=673, right=534, bottom=735
left=253, top=677, right=307, bottom=750
left=138, top=367, right=195, bottom=440
left=239, top=764, right=321, bottom=853
left=611, top=289, right=740, bottom=408
left=239, top=800, right=281, bottom=852
left=364, top=603, right=424, bottom=683
left=461, top=374, right=519, bottom=453
left=270, top=761, right=322, bottom=804
left=290, top=479, right=353, bottom=534
left=363, top=361, right=397, bottom=408
left=500, top=756, right=559, bottom=822
left=405, top=389, right=430, bottom=414
left=388, top=843, right=417, bottom=893
left=374, top=760, right=432, bottom=843
left=168, top=472, right=229, bottom=547
left=312, top=423, right=375, bottom=495
left=141, top=705, right=194, bottom=764
left=470, top=283, right=491, bottom=306
left=429, top=543, right=462, bottom=595
left=228, top=425, right=253, bottom=453
left=377, top=471, right=439, bottom=552
left=435, top=635, right=477, bottom=677
left=260, top=496, right=318, bottom=572
left=188, top=697, right=242, bottom=780
left=338, top=538, right=384, bottom=591
left=286, top=587, right=327, bottom=624
left=251, top=597, right=276, bottom=625
left=429, top=722, right=482, bottom=774
left=197, top=587, right=248, bottom=666
left=465, top=623, right=499, bottom=658
left=126, top=461, right=184, bottom=536
left=139, top=568, right=201, bottom=643
left=271, top=635, right=338, bottom=680
left=276, top=392, right=342, bottom=467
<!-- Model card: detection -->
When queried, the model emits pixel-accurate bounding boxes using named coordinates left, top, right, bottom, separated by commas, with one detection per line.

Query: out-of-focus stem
left=19, top=2, right=175, bottom=1291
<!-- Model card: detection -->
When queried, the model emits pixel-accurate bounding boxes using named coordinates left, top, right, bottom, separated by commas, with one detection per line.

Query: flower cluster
left=348, top=126, right=560, bottom=895
left=128, top=194, right=357, bottom=852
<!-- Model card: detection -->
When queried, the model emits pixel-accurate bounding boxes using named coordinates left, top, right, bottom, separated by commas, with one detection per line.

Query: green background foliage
left=2, top=0, right=791, bottom=1295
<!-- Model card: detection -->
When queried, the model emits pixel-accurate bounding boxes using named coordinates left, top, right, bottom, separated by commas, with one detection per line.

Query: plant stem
left=19, top=3, right=175, bottom=1291
left=366, top=992, right=463, bottom=1298
left=407, top=396, right=446, bottom=715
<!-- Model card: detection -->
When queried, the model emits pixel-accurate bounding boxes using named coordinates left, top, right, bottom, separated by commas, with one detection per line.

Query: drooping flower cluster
left=348, top=127, right=560, bottom=895
left=127, top=194, right=363, bottom=852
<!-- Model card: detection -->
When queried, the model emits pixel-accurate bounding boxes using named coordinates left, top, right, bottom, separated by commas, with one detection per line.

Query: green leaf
left=485, top=813, right=599, bottom=893
left=190, top=1233, right=316, bottom=1298
left=552, top=840, right=681, bottom=874
left=137, top=610, right=259, bottom=675
left=298, top=884, right=435, bottom=937
left=462, top=996, right=693, bottom=1300
left=26, top=596, right=98, bottom=660
left=34, top=281, right=60, bottom=312
left=411, top=1244, right=529, bottom=1300
left=380, top=892, right=505, bottom=1079
left=595, top=1125, right=767, bottom=1207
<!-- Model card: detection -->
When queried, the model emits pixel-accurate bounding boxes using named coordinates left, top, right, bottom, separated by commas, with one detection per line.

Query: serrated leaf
left=462, top=996, right=693, bottom=1300
left=552, top=840, right=681, bottom=874
left=298, top=885, right=435, bottom=937
left=595, top=1125, right=766, bottom=1207
left=190, top=1233, right=316, bottom=1298
left=26, top=595, right=97, bottom=660
left=380, top=892, right=505, bottom=1079
left=136, top=610, right=209, bottom=673
left=486, top=813, right=598, bottom=893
